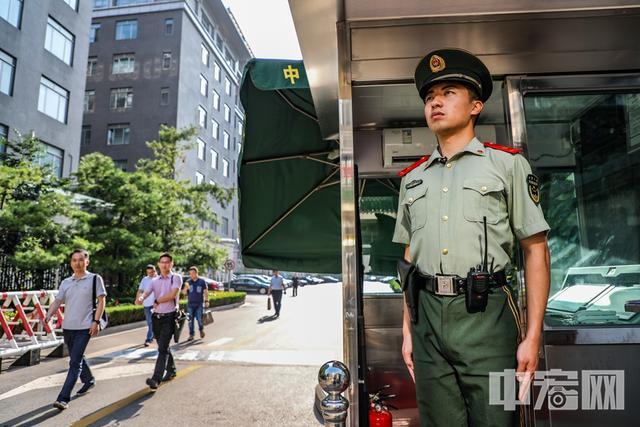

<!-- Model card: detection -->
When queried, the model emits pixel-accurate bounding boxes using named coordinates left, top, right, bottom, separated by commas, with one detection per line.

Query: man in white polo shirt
left=45, top=249, right=106, bottom=410
left=136, top=264, right=157, bottom=347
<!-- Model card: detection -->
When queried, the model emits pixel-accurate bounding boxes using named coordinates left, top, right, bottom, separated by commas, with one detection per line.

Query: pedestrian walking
left=45, top=249, right=106, bottom=410
left=182, top=266, right=209, bottom=340
left=268, top=270, right=285, bottom=317
left=291, top=275, right=299, bottom=297
left=393, top=48, right=551, bottom=426
left=136, top=264, right=157, bottom=347
left=136, top=252, right=182, bottom=390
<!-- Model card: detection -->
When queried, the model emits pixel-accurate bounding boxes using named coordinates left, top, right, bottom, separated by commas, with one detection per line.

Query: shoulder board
left=398, top=155, right=430, bottom=177
left=483, top=142, right=522, bottom=155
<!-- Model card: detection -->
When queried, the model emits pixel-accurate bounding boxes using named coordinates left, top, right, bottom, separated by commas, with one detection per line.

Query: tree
left=71, top=125, right=233, bottom=293
left=0, top=131, right=93, bottom=270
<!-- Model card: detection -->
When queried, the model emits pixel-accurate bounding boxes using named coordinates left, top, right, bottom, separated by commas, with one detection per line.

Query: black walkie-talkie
left=466, top=216, right=491, bottom=313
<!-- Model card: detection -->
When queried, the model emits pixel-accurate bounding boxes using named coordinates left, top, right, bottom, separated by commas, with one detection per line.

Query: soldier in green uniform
left=393, top=49, right=551, bottom=426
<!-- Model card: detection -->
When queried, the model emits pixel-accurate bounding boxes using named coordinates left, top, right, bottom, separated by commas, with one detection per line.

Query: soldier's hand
left=402, top=334, right=415, bottom=383
left=516, top=336, right=540, bottom=401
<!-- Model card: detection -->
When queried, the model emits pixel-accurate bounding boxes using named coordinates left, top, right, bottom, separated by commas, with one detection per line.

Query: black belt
left=416, top=271, right=507, bottom=296
left=153, top=311, right=176, bottom=318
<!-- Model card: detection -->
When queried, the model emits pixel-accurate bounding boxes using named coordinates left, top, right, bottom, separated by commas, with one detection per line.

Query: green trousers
left=412, top=285, right=523, bottom=427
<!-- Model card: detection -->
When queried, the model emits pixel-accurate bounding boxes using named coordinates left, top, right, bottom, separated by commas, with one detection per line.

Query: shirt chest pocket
left=402, top=185, right=429, bottom=232
left=462, top=178, right=505, bottom=224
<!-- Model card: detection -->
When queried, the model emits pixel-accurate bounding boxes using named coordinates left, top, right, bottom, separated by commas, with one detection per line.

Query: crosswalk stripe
left=208, top=337, right=234, bottom=346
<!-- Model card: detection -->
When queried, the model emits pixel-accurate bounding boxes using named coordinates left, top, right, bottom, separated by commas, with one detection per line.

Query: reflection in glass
left=524, top=92, right=640, bottom=326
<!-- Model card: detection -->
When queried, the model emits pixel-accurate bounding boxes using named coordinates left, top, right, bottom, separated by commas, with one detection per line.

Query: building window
left=90, top=23, right=100, bottom=43
left=237, top=141, right=242, bottom=152
left=221, top=217, right=228, bottom=236
left=213, top=91, right=220, bottom=110
left=201, top=44, right=209, bottom=66
left=37, top=142, right=63, bottom=178
left=115, top=20, right=137, bottom=40
left=93, top=0, right=108, bottom=7
left=112, top=53, right=135, bottom=74
left=0, top=0, right=22, bottom=28
left=160, top=87, right=169, bottom=105
left=237, top=120, right=243, bottom=136
left=45, top=17, right=75, bottom=66
left=214, top=62, right=221, bottom=81
left=110, top=87, right=133, bottom=110
left=200, top=74, right=208, bottom=97
left=215, top=33, right=223, bottom=51
left=197, top=138, right=206, bottom=160
left=0, top=50, right=16, bottom=96
left=84, top=90, right=95, bottom=112
left=81, top=125, right=91, bottom=146
left=211, top=119, right=219, bottom=139
left=201, top=12, right=212, bottom=35
left=0, top=124, right=8, bottom=152
left=197, top=106, right=207, bottom=128
left=223, top=131, right=229, bottom=150
left=224, top=77, right=231, bottom=96
left=222, top=158, right=229, bottom=177
left=210, top=149, right=218, bottom=169
left=224, top=104, right=230, bottom=122
left=38, top=77, right=68, bottom=123
left=62, top=0, right=78, bottom=11
left=87, top=57, right=97, bottom=76
left=195, top=171, right=204, bottom=185
left=162, top=52, right=171, bottom=69
left=113, top=159, right=127, bottom=171
left=107, top=124, right=130, bottom=145
left=164, top=18, right=174, bottom=35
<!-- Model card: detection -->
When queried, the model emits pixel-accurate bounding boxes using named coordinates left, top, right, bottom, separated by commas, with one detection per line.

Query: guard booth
left=239, top=1, right=640, bottom=425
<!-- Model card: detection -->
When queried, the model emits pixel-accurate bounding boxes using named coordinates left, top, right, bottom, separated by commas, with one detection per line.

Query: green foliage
left=0, top=132, right=89, bottom=270
left=105, top=292, right=246, bottom=327
left=70, top=125, right=234, bottom=290
left=389, top=278, right=402, bottom=293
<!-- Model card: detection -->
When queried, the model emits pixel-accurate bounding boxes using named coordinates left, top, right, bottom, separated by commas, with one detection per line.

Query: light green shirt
left=392, top=137, right=550, bottom=277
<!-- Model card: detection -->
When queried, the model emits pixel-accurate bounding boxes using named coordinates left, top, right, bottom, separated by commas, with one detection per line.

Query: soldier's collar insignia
left=405, top=179, right=423, bottom=189
left=527, top=174, right=540, bottom=205
left=429, top=55, right=445, bottom=72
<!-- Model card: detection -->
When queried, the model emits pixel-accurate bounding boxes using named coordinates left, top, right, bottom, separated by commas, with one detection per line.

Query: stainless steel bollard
left=318, top=360, right=350, bottom=427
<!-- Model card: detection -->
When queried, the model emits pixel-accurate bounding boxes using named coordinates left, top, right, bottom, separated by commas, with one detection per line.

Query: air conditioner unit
left=382, top=126, right=498, bottom=169
left=382, top=128, right=437, bottom=168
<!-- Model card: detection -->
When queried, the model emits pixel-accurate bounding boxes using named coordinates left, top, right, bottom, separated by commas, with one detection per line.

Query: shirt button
left=442, top=187, right=448, bottom=193
left=446, top=163, right=452, bottom=168
left=442, top=249, right=449, bottom=255
left=408, top=197, right=414, bottom=203
left=442, top=215, right=448, bottom=221
left=481, top=186, right=487, bottom=192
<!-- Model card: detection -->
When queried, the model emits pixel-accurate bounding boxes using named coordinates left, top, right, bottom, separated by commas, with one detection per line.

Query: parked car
left=319, top=275, right=340, bottom=283
left=226, top=277, right=270, bottom=294
left=237, top=274, right=270, bottom=283
left=182, top=276, right=223, bottom=291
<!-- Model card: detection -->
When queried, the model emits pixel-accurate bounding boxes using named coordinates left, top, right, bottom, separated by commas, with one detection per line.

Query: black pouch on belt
left=397, top=259, right=419, bottom=324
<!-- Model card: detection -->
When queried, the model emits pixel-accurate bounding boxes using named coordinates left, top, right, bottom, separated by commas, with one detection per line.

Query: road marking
left=70, top=365, right=201, bottom=427
left=0, top=363, right=153, bottom=402
left=180, top=350, right=200, bottom=361
left=208, top=337, right=234, bottom=346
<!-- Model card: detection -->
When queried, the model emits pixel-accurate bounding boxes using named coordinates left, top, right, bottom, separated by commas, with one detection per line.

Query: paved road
left=0, top=284, right=343, bottom=426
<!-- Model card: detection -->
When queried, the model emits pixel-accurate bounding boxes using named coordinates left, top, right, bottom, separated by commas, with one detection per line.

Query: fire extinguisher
left=369, top=385, right=396, bottom=427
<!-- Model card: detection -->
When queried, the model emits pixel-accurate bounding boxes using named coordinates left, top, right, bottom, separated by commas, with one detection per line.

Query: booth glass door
left=506, top=74, right=640, bottom=328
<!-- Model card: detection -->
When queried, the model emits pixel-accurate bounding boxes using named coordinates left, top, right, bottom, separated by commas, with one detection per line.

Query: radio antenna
left=483, top=216, right=488, bottom=271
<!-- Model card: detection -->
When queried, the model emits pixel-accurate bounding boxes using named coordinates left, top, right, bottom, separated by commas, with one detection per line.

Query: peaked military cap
left=414, top=48, right=493, bottom=102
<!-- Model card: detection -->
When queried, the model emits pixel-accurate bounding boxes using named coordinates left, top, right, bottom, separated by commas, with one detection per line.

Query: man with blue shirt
left=45, top=249, right=106, bottom=410
left=136, top=252, right=182, bottom=390
left=136, top=264, right=157, bottom=347
left=268, top=270, right=285, bottom=317
left=182, top=266, right=209, bottom=341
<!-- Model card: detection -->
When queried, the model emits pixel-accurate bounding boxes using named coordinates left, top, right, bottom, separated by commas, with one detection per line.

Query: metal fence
left=0, top=255, right=70, bottom=292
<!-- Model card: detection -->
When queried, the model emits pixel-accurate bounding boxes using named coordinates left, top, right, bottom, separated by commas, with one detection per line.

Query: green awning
left=238, top=59, right=403, bottom=274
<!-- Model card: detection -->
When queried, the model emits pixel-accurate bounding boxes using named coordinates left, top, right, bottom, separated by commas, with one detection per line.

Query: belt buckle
left=436, top=275, right=457, bottom=296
